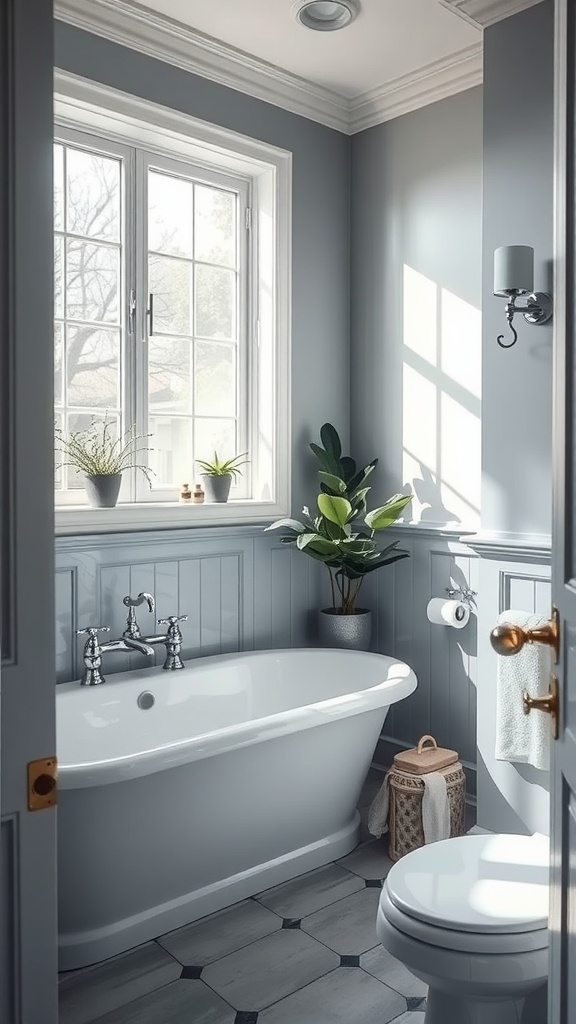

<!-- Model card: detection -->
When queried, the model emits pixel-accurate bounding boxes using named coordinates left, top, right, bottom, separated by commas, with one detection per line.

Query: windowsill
left=55, top=499, right=289, bottom=537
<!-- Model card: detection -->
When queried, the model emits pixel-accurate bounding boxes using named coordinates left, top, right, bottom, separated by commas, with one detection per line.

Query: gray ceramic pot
left=318, top=608, right=372, bottom=651
left=84, top=473, right=122, bottom=508
left=202, top=473, right=232, bottom=503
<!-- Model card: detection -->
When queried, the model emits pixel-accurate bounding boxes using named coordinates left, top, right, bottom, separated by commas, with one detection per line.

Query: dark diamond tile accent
left=340, top=954, right=360, bottom=967
left=180, top=965, right=204, bottom=979
left=407, top=996, right=427, bottom=1011
left=235, top=1013, right=259, bottom=1023
left=364, top=879, right=383, bottom=888
left=281, top=918, right=301, bottom=929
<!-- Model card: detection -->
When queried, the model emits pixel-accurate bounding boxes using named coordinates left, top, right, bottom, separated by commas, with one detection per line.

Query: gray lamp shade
left=494, top=245, right=534, bottom=297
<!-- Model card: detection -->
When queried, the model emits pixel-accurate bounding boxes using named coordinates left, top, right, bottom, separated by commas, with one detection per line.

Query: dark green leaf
left=347, top=460, right=377, bottom=494
left=365, top=493, right=412, bottom=531
left=265, top=518, right=306, bottom=534
left=339, top=456, right=357, bottom=482
left=318, top=471, right=347, bottom=494
left=320, top=422, right=342, bottom=460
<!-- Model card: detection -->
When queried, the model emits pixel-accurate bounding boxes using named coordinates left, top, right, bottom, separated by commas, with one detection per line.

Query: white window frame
left=53, top=70, right=292, bottom=535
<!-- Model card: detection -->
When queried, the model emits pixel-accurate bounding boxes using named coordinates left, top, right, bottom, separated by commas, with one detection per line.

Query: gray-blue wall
left=53, top=22, right=351, bottom=672
left=481, top=0, right=554, bottom=538
left=350, top=86, right=483, bottom=516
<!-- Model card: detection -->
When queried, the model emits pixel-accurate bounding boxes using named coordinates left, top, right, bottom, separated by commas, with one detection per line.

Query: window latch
left=146, top=293, right=154, bottom=340
left=128, top=289, right=136, bottom=336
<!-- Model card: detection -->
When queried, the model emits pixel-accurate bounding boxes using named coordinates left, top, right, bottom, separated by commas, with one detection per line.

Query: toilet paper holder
left=445, top=585, right=477, bottom=608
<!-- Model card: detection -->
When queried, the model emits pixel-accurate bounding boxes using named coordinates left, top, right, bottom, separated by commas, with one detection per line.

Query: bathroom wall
left=53, top=21, right=350, bottom=672
left=350, top=88, right=483, bottom=794
left=475, top=0, right=554, bottom=835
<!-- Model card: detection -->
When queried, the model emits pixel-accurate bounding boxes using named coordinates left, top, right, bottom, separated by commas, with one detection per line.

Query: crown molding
left=438, top=0, right=545, bottom=29
left=54, top=0, right=350, bottom=133
left=349, top=43, right=483, bottom=133
left=54, top=0, right=484, bottom=134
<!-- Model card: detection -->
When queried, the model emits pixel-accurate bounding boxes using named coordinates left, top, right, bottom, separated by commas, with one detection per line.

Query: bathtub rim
left=57, top=647, right=417, bottom=789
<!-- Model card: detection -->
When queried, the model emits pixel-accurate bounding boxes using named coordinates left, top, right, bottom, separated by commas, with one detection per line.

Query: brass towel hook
left=490, top=608, right=559, bottom=664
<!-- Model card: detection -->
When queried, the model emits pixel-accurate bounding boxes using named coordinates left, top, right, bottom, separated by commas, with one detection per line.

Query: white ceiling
left=133, top=0, right=480, bottom=98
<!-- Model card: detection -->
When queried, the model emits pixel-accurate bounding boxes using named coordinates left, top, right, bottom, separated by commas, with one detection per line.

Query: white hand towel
left=495, top=609, right=551, bottom=772
left=367, top=771, right=391, bottom=837
left=421, top=772, right=450, bottom=844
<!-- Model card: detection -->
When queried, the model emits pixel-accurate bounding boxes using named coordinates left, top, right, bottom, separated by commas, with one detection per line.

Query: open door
left=0, top=1, right=58, bottom=1022
left=549, top=0, right=576, bottom=1019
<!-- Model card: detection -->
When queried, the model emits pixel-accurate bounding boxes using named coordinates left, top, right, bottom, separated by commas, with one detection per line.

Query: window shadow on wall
left=402, top=264, right=482, bottom=528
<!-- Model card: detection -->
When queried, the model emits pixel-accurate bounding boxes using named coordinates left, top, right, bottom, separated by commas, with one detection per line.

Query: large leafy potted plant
left=55, top=418, right=153, bottom=508
left=196, top=451, right=249, bottom=503
left=266, top=423, right=411, bottom=650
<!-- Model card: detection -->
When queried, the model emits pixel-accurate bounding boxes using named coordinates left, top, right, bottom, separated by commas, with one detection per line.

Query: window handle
left=146, top=293, right=154, bottom=339
left=128, top=289, right=136, bottom=335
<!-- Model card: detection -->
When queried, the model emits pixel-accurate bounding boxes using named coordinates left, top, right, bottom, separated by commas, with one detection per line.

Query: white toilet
left=376, top=832, right=549, bottom=1024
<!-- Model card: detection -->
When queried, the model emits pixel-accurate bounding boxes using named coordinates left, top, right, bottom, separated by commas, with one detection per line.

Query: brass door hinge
left=27, top=757, right=57, bottom=811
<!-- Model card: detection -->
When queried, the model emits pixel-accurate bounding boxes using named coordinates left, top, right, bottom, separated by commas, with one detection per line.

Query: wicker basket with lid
left=388, top=735, right=466, bottom=861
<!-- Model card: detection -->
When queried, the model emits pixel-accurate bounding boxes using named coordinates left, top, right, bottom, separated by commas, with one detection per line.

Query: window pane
left=65, top=412, right=120, bottom=490
left=149, top=337, right=191, bottom=414
left=195, top=341, right=236, bottom=417
left=66, top=325, right=120, bottom=408
left=195, top=265, right=236, bottom=340
left=54, top=236, right=64, bottom=319
left=194, top=418, right=237, bottom=468
left=149, top=255, right=192, bottom=336
left=66, top=148, right=121, bottom=242
left=54, top=144, right=64, bottom=231
left=148, top=171, right=193, bottom=258
left=54, top=323, right=63, bottom=404
left=66, top=240, right=120, bottom=324
left=149, top=416, right=192, bottom=487
left=194, top=185, right=236, bottom=268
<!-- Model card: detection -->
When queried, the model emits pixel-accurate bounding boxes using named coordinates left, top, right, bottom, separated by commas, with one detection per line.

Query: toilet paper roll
left=427, top=598, right=470, bottom=629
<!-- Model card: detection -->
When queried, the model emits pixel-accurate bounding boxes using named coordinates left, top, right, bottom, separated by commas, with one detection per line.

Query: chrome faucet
left=76, top=626, right=156, bottom=686
left=123, top=593, right=188, bottom=671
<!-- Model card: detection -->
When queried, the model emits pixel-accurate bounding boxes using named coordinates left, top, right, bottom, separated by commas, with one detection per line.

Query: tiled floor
left=59, top=769, right=477, bottom=1024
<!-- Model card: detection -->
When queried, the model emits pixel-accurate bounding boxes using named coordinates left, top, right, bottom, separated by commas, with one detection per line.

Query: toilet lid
left=386, top=833, right=549, bottom=934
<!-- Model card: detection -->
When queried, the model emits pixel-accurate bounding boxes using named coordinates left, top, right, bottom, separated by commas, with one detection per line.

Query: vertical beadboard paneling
left=55, top=567, right=76, bottom=684
left=220, top=554, right=241, bottom=653
left=178, top=557, right=202, bottom=656
left=199, top=556, right=222, bottom=656
left=270, top=546, right=293, bottom=648
left=0, top=818, right=16, bottom=1024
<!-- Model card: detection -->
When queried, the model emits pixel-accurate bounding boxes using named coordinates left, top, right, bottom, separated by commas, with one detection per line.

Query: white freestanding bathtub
left=56, top=648, right=417, bottom=969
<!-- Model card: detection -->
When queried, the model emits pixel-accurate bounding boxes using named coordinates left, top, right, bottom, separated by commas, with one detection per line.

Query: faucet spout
left=124, top=637, right=155, bottom=657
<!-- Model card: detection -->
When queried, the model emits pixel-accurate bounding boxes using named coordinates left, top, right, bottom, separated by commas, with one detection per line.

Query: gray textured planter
left=318, top=608, right=372, bottom=651
left=202, top=473, right=232, bottom=503
left=84, top=473, right=122, bottom=508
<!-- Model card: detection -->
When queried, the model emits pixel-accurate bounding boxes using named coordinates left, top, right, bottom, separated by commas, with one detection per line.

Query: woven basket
left=388, top=735, right=466, bottom=862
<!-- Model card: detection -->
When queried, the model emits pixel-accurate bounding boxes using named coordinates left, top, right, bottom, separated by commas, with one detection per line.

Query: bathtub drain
left=137, top=691, right=155, bottom=710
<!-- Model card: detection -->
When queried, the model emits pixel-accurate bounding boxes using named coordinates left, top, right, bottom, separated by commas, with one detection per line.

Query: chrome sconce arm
left=494, top=245, right=553, bottom=349
left=497, top=291, right=554, bottom=349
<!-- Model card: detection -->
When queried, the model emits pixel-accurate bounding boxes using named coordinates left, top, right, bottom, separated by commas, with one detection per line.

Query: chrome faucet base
left=163, top=652, right=184, bottom=671
left=82, top=668, right=106, bottom=686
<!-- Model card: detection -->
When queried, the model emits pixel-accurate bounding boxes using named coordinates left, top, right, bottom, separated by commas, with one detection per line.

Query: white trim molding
left=54, top=0, right=483, bottom=133
left=465, top=529, right=552, bottom=562
left=349, top=44, right=483, bottom=133
left=438, top=0, right=545, bottom=29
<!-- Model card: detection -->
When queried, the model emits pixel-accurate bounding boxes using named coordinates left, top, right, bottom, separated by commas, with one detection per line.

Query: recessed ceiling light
left=292, top=0, right=361, bottom=32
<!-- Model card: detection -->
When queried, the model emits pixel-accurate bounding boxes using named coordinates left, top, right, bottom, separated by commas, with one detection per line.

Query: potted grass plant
left=196, top=451, right=249, bottom=503
left=55, top=417, right=154, bottom=508
left=265, top=423, right=412, bottom=650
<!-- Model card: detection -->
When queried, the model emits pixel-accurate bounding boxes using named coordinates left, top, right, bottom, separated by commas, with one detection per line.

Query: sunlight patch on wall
left=402, top=264, right=481, bottom=528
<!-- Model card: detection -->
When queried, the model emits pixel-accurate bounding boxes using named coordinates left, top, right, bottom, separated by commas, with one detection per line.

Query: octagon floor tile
left=157, top=900, right=281, bottom=966
left=361, top=946, right=428, bottom=999
left=91, top=979, right=235, bottom=1024
left=259, top=966, right=406, bottom=1024
left=255, top=863, right=364, bottom=920
left=301, top=887, right=381, bottom=956
left=202, top=928, right=338, bottom=1011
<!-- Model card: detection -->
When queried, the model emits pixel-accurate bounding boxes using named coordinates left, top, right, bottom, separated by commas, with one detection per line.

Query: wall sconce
left=494, top=245, right=553, bottom=348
